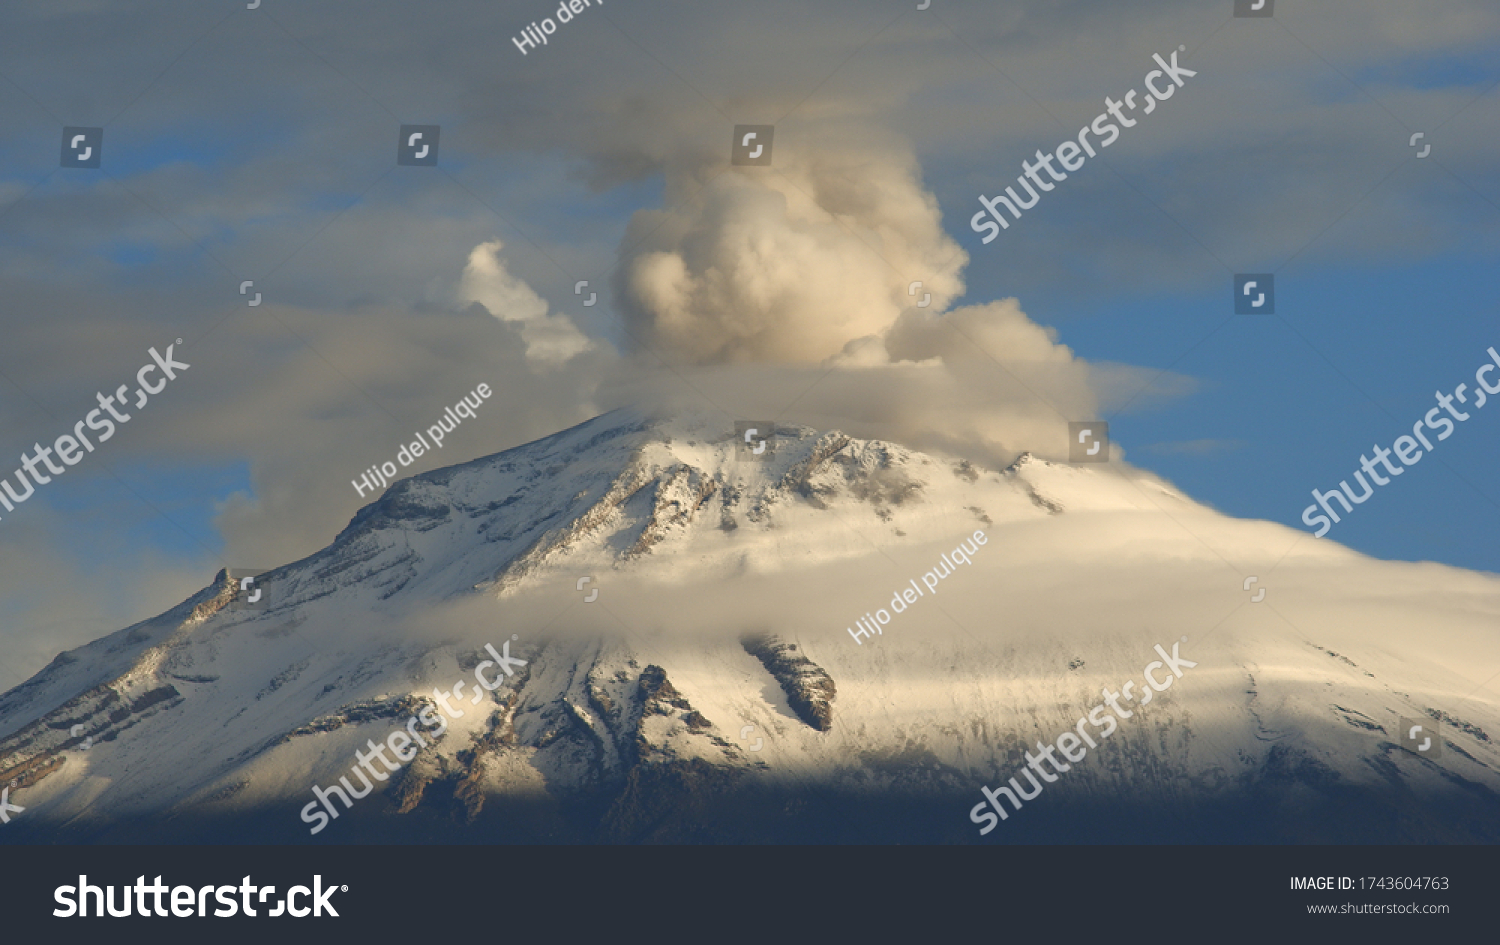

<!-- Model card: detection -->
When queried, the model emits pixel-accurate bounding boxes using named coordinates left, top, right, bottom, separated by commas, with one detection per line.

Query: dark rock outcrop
left=741, top=634, right=836, bottom=732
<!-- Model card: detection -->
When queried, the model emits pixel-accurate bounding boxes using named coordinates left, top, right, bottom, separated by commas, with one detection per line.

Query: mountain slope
left=3, top=408, right=1498, bottom=843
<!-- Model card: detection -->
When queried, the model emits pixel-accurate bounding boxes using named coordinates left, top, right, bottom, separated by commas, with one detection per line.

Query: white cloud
left=459, top=240, right=593, bottom=366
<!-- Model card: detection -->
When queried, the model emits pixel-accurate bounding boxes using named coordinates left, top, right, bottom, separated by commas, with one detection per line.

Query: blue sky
left=1032, top=252, right=1500, bottom=572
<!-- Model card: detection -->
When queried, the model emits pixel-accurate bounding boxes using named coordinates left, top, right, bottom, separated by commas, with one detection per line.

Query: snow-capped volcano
left=3, top=409, right=1498, bottom=843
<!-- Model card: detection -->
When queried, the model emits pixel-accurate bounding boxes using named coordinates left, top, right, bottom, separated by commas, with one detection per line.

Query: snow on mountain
left=2, top=408, right=1498, bottom=843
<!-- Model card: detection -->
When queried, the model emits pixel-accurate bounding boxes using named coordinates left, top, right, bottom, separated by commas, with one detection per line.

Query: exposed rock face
left=625, top=467, right=719, bottom=557
left=0, top=684, right=183, bottom=792
left=390, top=659, right=531, bottom=822
left=741, top=634, right=836, bottom=732
left=390, top=749, right=451, bottom=815
left=636, top=665, right=690, bottom=712
left=622, top=664, right=712, bottom=767
left=278, top=695, right=428, bottom=741
left=380, top=649, right=727, bottom=831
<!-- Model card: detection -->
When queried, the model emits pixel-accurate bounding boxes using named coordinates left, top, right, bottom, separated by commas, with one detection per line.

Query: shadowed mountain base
left=7, top=755, right=1498, bottom=845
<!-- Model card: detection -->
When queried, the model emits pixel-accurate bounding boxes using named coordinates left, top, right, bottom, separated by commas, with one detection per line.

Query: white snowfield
left=1, top=408, right=1497, bottom=842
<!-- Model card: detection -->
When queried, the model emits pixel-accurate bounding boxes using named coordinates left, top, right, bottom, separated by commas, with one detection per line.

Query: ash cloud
left=614, top=134, right=967, bottom=365
left=599, top=128, right=1173, bottom=465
